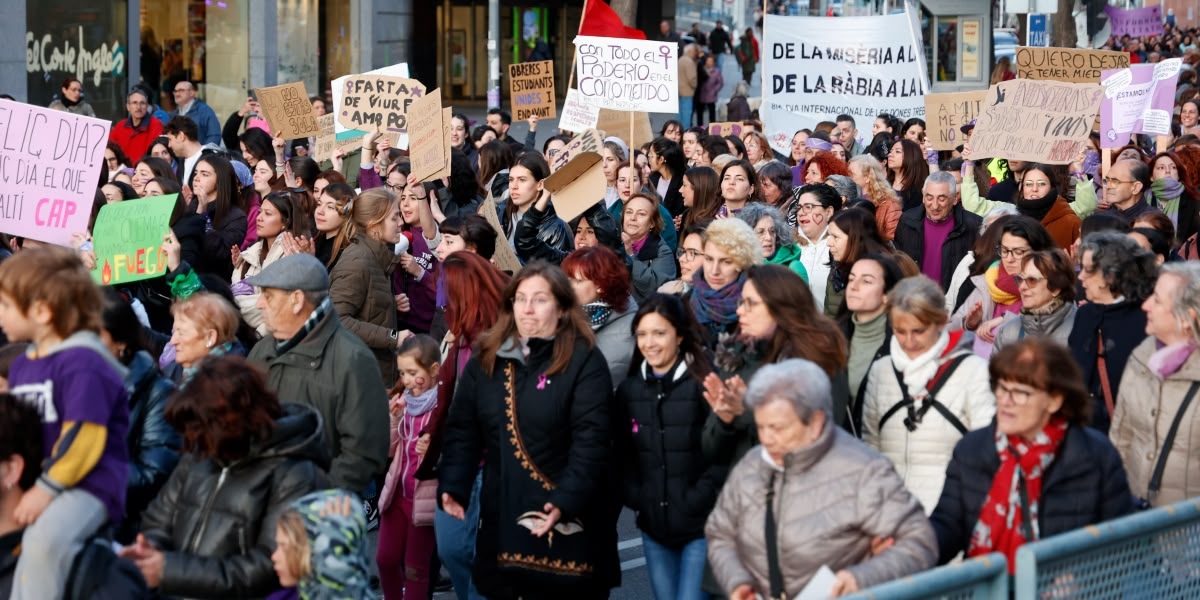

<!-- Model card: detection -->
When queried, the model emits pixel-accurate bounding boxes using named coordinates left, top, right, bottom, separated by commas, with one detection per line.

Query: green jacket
left=248, top=309, right=390, bottom=492
left=766, top=244, right=809, bottom=282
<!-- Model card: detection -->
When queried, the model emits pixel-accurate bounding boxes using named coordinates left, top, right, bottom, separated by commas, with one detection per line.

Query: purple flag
left=1100, top=59, right=1181, bottom=149
left=1105, top=5, right=1163, bottom=39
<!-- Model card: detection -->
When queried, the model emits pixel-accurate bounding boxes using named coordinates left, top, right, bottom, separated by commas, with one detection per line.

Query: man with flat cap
left=246, top=253, right=389, bottom=492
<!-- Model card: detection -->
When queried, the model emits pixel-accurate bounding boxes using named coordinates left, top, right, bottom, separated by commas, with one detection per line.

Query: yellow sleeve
left=1070, top=179, right=1098, bottom=217
left=42, top=421, right=107, bottom=492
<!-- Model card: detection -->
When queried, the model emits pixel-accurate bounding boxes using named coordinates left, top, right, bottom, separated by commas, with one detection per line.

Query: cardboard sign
left=1101, top=60, right=1182, bottom=149
left=574, top=36, right=679, bottom=113
left=559, top=89, right=600, bottom=133
left=970, top=79, right=1103, bottom=164
left=1105, top=5, right=1163, bottom=39
left=509, top=60, right=557, bottom=121
left=332, top=62, right=409, bottom=136
left=407, top=90, right=445, bottom=182
left=90, top=194, right=177, bottom=285
left=254, top=81, right=319, bottom=139
left=706, top=122, right=744, bottom=138
left=924, top=91, right=987, bottom=151
left=336, top=75, right=427, bottom=133
left=596, top=109, right=654, bottom=149
left=1015, top=47, right=1131, bottom=83
left=477, top=193, right=522, bottom=274
left=0, top=99, right=108, bottom=246
left=551, top=129, right=606, bottom=172
left=543, top=151, right=606, bottom=223
left=427, top=108, right=453, bottom=181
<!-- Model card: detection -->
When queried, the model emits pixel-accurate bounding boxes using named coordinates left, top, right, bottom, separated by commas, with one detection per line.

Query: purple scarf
left=690, top=270, right=745, bottom=329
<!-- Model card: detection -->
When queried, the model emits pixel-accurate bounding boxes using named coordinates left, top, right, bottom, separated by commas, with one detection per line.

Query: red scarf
left=968, top=417, right=1069, bottom=572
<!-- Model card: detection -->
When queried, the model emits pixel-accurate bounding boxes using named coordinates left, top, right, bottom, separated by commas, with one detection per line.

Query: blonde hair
left=170, top=293, right=240, bottom=346
left=702, top=218, right=764, bottom=272
left=276, top=510, right=312, bottom=581
left=341, top=187, right=396, bottom=241
left=849, top=155, right=900, bottom=208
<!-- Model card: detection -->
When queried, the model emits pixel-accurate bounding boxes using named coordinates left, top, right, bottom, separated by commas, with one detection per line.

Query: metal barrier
left=1014, top=498, right=1200, bottom=599
left=842, top=552, right=1008, bottom=600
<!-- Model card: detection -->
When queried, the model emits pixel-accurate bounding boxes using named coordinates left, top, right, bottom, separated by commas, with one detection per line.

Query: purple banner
left=1100, top=59, right=1181, bottom=149
left=1104, top=5, right=1163, bottom=39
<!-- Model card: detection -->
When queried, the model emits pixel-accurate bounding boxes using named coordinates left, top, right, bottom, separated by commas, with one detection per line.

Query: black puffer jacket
left=616, top=359, right=727, bottom=548
left=512, top=202, right=575, bottom=265
left=139, top=403, right=331, bottom=599
left=120, top=350, right=181, bottom=544
left=929, top=423, right=1135, bottom=565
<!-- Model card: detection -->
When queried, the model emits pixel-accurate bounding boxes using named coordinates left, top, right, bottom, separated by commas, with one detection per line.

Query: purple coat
left=698, top=66, right=723, bottom=104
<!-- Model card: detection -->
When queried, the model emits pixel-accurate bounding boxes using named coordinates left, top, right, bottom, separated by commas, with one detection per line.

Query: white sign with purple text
left=573, top=36, right=679, bottom=114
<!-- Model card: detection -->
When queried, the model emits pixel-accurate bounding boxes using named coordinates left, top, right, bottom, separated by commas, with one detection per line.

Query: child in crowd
left=376, top=334, right=441, bottom=599
left=270, top=489, right=376, bottom=600
left=0, top=246, right=129, bottom=600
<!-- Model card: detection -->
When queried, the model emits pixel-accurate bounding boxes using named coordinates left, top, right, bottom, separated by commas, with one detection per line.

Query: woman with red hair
left=803, top=150, right=851, bottom=185
left=562, top=245, right=636, bottom=386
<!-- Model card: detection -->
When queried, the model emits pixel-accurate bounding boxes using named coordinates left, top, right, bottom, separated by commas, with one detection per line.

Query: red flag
left=579, top=0, right=646, bottom=40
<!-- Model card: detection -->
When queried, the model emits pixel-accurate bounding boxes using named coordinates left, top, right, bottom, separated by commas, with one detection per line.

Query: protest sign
left=970, top=79, right=1103, bottom=164
left=0, top=99, right=109, bottom=246
left=706, top=122, right=744, bottom=137
left=761, top=13, right=927, bottom=155
left=1104, top=6, right=1163, bottom=39
left=332, top=62, right=409, bottom=136
left=254, top=82, right=319, bottom=139
left=314, top=114, right=398, bottom=163
left=509, top=60, right=556, bottom=120
left=1015, top=47, right=1130, bottom=83
left=90, top=194, right=177, bottom=285
left=574, top=36, right=679, bottom=113
left=559, top=89, right=600, bottom=132
left=544, top=152, right=607, bottom=223
left=477, top=194, right=522, bottom=274
left=552, top=129, right=606, bottom=172
left=595, top=109, right=654, bottom=148
left=1100, top=60, right=1181, bottom=149
left=336, top=75, right=427, bottom=133
left=427, top=108, right=453, bottom=181
left=924, top=91, right=987, bottom=151
left=408, top=90, right=445, bottom=182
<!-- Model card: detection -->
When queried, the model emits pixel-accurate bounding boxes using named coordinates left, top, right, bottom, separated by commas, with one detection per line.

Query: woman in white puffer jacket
left=863, top=275, right=995, bottom=515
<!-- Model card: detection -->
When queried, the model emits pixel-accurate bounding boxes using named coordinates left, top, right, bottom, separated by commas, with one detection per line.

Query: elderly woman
left=438, top=262, right=619, bottom=598
left=739, top=203, right=808, bottom=281
left=1112, top=262, right=1200, bottom=508
left=706, top=359, right=937, bottom=599
left=993, top=249, right=1078, bottom=351
left=690, top=218, right=761, bottom=346
left=166, top=293, right=244, bottom=384
left=0, top=394, right=43, bottom=597
left=562, top=245, right=638, bottom=388
left=121, top=355, right=329, bottom=597
left=863, top=276, right=995, bottom=514
left=929, top=339, right=1134, bottom=568
left=1069, top=232, right=1159, bottom=432
left=622, top=193, right=678, bottom=302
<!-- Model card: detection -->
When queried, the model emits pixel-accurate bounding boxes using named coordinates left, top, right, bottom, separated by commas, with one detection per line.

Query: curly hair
left=1079, top=231, right=1158, bottom=303
left=562, top=245, right=632, bottom=311
left=165, top=355, right=282, bottom=463
left=702, top=217, right=763, bottom=271
left=849, top=155, right=900, bottom=208
left=805, top=151, right=851, bottom=181
left=738, top=202, right=795, bottom=249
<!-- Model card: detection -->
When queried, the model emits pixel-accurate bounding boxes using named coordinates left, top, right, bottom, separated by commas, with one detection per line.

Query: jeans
left=12, top=489, right=108, bottom=600
left=715, top=52, right=726, bottom=70
left=434, top=470, right=484, bottom=600
left=679, top=96, right=695, bottom=128
left=641, top=533, right=710, bottom=600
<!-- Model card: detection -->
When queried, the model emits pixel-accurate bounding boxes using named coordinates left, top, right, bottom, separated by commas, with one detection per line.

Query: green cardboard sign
left=90, top=194, right=177, bottom=285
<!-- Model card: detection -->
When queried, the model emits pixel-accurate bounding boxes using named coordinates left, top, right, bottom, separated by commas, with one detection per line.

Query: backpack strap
left=1146, top=382, right=1200, bottom=504
left=881, top=354, right=971, bottom=433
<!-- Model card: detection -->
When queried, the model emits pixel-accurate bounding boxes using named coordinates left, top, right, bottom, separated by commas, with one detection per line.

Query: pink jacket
left=379, top=391, right=437, bottom=512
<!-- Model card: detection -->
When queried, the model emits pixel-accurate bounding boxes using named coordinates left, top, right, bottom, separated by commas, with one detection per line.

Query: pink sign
left=0, top=99, right=109, bottom=246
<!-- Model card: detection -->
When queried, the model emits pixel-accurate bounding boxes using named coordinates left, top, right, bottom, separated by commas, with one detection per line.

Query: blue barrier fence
left=843, top=552, right=1007, bottom=600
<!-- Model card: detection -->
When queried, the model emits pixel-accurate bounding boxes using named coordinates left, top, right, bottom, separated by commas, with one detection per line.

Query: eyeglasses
left=1103, top=177, right=1136, bottom=186
left=795, top=202, right=824, bottom=214
left=385, top=182, right=405, bottom=193
left=676, top=247, right=701, bottom=261
left=1012, top=274, right=1045, bottom=287
left=994, top=382, right=1036, bottom=405
left=996, top=245, right=1031, bottom=259
left=736, top=296, right=761, bottom=310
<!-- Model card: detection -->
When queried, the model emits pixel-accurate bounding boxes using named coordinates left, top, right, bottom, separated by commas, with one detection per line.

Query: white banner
left=762, top=13, right=928, bottom=154
left=559, top=89, right=601, bottom=133
left=573, top=36, right=679, bottom=114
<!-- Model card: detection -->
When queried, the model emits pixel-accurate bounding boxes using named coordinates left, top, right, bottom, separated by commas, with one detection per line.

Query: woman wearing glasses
left=658, top=224, right=706, bottom=296
left=1015, top=164, right=1081, bottom=251
left=48, top=77, right=96, bottom=117
left=992, top=249, right=1078, bottom=352
left=789, top=183, right=843, bottom=310
left=949, top=216, right=1056, bottom=358
left=929, top=338, right=1134, bottom=568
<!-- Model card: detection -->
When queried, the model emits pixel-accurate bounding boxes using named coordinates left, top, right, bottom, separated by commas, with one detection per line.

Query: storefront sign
left=559, top=89, right=600, bottom=133
left=573, top=36, right=679, bottom=113
left=25, top=28, right=126, bottom=89
left=761, top=13, right=927, bottom=155
left=408, top=91, right=446, bottom=182
left=90, top=194, right=177, bottom=285
left=925, top=91, right=987, bottom=151
left=1104, top=6, right=1163, bottom=39
left=336, top=74, right=426, bottom=134
left=970, top=79, right=1103, bottom=164
left=1015, top=47, right=1130, bottom=83
left=1100, top=60, right=1181, bottom=149
left=26, top=1, right=129, bottom=120
left=0, top=99, right=109, bottom=246
left=508, top=60, right=556, bottom=120
left=960, top=18, right=982, bottom=80
left=255, top=82, right=320, bottom=139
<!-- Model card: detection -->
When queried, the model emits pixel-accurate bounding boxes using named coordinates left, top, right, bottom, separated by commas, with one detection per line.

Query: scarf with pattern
left=582, top=302, right=614, bottom=329
left=276, top=296, right=333, bottom=355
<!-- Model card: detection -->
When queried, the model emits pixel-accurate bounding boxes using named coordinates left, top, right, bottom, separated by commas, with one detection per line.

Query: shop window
left=26, top=1, right=129, bottom=120
left=140, top=0, right=248, bottom=121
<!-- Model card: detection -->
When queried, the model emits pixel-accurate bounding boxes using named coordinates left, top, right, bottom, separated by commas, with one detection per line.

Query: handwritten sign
left=596, top=109, right=654, bottom=149
left=925, top=91, right=987, bottom=151
left=574, top=36, right=679, bottom=113
left=90, top=194, right=177, bottom=284
left=1015, top=47, right=1130, bottom=84
left=559, top=89, right=600, bottom=133
left=551, top=129, right=605, bottom=172
left=509, top=60, right=556, bottom=121
left=408, top=90, right=445, bottom=182
left=0, top=99, right=108, bottom=246
left=477, top=193, right=522, bottom=274
left=427, top=108, right=454, bottom=181
left=1101, top=60, right=1182, bottom=149
left=971, top=79, right=1103, bottom=164
left=706, top=122, right=744, bottom=138
left=254, top=82, right=319, bottom=139
left=332, top=62, right=408, bottom=137
left=1105, top=6, right=1163, bottom=39
left=336, top=75, right=427, bottom=133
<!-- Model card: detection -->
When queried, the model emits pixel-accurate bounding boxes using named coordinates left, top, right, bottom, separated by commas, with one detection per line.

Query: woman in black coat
left=930, top=339, right=1134, bottom=568
left=438, top=262, right=619, bottom=599
left=615, top=294, right=726, bottom=599
left=120, top=356, right=329, bottom=598
left=647, top=137, right=687, bottom=217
